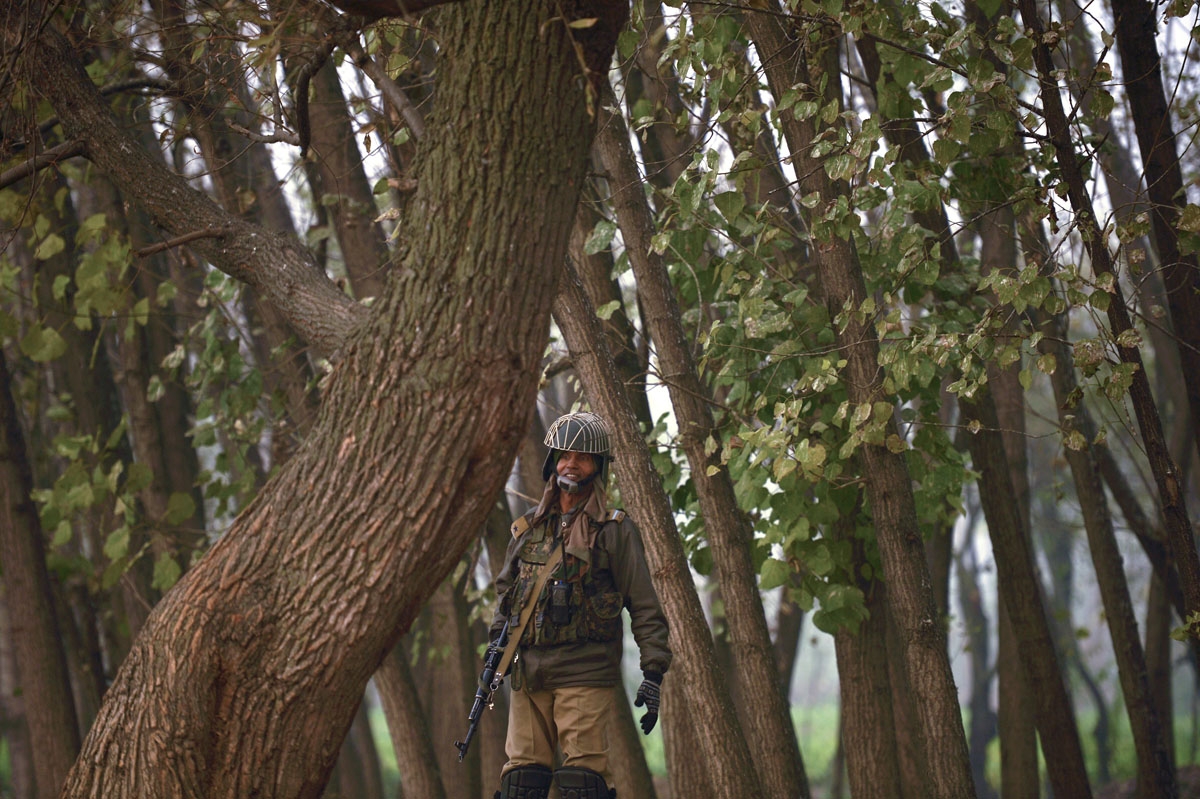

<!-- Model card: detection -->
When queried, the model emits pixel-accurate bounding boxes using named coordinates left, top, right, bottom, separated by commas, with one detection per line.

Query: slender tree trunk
left=956, top=526, right=997, bottom=799
left=0, top=350, right=81, bottom=799
left=300, top=51, right=392, bottom=301
left=555, top=258, right=766, bottom=798
left=834, top=550, right=901, bottom=799
left=623, top=0, right=690, bottom=190
left=661, top=677, right=708, bottom=797
left=744, top=8, right=976, bottom=796
left=959, top=393, right=1093, bottom=799
left=375, top=641, right=447, bottom=799
left=594, top=80, right=809, bottom=799
left=1145, top=574, right=1176, bottom=771
left=1022, top=305, right=1176, bottom=797
left=1, top=579, right=36, bottom=799
left=413, top=574, right=479, bottom=799
left=1017, top=0, right=1200, bottom=635
left=1112, top=0, right=1200, bottom=465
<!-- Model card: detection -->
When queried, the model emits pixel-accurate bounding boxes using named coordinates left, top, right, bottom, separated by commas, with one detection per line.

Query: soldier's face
left=556, top=450, right=597, bottom=484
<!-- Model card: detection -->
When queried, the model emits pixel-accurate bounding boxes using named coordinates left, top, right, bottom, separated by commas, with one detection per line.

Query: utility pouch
left=549, top=579, right=572, bottom=626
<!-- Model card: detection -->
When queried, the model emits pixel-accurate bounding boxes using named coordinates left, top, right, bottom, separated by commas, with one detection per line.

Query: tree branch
left=132, top=226, right=231, bottom=259
left=348, top=41, right=426, bottom=140
left=24, top=21, right=367, bottom=356
left=320, top=0, right=468, bottom=20
left=0, top=139, right=84, bottom=190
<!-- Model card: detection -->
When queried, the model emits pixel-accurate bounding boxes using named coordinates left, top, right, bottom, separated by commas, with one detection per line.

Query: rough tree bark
left=11, top=1, right=626, bottom=796
left=834, top=528, right=902, bottom=799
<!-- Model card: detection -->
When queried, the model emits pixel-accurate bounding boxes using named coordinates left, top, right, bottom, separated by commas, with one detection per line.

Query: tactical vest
left=503, top=511, right=626, bottom=647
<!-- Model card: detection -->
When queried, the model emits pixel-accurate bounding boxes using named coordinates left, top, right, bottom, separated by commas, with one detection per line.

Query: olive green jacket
left=491, top=507, right=672, bottom=691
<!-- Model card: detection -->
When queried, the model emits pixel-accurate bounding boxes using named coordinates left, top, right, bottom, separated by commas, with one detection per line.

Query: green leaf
left=20, top=326, right=67, bottom=362
left=759, top=558, right=792, bottom=591
left=152, top=553, right=182, bottom=591
left=584, top=220, right=618, bottom=255
left=824, top=154, right=855, bottom=182
left=34, top=233, right=66, bottom=261
left=165, top=492, right=196, bottom=525
left=104, top=525, right=130, bottom=561
left=595, top=300, right=621, bottom=320
left=713, top=191, right=745, bottom=223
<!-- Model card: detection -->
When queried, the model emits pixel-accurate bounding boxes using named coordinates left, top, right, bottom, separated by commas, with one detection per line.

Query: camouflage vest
left=505, top=511, right=626, bottom=647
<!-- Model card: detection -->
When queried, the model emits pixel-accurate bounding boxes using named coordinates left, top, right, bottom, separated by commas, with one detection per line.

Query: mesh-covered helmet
left=541, top=411, right=611, bottom=481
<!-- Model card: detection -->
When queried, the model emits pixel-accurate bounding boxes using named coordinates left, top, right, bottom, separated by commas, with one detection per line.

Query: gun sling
left=495, top=542, right=563, bottom=686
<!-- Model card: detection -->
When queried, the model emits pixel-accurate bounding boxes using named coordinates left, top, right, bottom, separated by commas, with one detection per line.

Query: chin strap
left=556, top=474, right=596, bottom=495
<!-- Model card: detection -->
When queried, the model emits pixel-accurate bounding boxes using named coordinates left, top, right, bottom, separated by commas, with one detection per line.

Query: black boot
left=553, top=766, right=616, bottom=799
left=494, top=764, right=554, bottom=799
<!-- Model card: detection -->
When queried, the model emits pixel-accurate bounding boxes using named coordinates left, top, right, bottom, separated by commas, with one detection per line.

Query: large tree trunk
left=0, top=350, right=81, bottom=799
left=554, top=258, right=766, bottom=798
left=593, top=81, right=810, bottom=799
left=17, top=1, right=623, bottom=795
left=744, top=8, right=976, bottom=797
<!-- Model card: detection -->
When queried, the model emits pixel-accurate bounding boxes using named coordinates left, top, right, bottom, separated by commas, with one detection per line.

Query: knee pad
left=495, top=764, right=553, bottom=799
left=554, top=767, right=616, bottom=799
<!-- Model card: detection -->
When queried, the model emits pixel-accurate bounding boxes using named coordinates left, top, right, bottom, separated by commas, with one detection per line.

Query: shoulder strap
left=510, top=514, right=531, bottom=539
left=496, top=544, right=563, bottom=680
left=607, top=509, right=626, bottom=523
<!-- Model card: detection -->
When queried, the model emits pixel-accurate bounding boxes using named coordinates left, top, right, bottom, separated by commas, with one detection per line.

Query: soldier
left=490, top=411, right=672, bottom=799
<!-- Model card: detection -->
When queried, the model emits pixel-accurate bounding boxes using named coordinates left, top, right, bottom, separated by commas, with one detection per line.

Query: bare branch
left=349, top=41, right=426, bottom=140
left=0, top=139, right=84, bottom=190
left=133, top=226, right=231, bottom=259
left=27, top=22, right=367, bottom=356
left=320, top=0, right=469, bottom=20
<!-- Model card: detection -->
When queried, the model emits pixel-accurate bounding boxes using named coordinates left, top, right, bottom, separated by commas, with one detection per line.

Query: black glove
left=634, top=671, right=662, bottom=734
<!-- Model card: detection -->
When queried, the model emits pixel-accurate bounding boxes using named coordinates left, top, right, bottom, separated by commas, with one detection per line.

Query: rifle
left=454, top=619, right=510, bottom=761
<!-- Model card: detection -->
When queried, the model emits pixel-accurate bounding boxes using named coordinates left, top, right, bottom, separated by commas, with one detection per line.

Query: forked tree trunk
left=21, top=2, right=623, bottom=795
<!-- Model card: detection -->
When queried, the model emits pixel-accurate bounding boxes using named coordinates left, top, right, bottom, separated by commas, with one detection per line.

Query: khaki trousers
left=503, top=684, right=613, bottom=785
